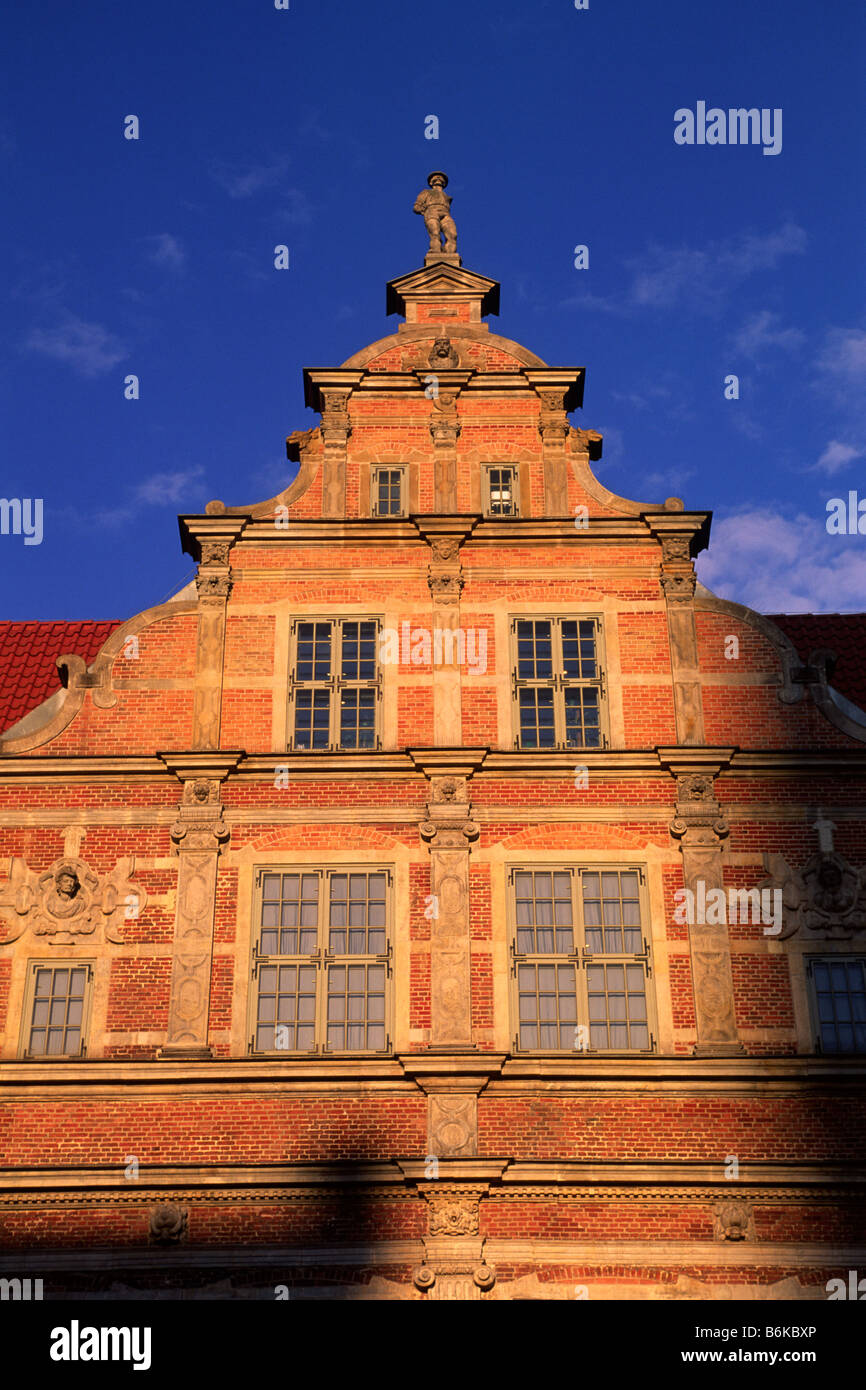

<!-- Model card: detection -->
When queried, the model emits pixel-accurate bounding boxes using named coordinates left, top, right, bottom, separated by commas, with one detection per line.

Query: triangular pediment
left=386, top=261, right=500, bottom=319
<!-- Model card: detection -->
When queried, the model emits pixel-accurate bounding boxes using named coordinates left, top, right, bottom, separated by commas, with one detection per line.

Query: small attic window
left=485, top=465, right=518, bottom=517
left=372, top=467, right=405, bottom=517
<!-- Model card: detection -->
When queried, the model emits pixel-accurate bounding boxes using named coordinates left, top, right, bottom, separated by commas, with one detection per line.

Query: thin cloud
left=211, top=157, right=291, bottom=199
left=814, top=441, right=864, bottom=476
left=94, top=468, right=208, bottom=529
left=626, top=223, right=807, bottom=312
left=698, top=506, right=866, bottom=613
left=25, top=315, right=127, bottom=377
left=144, top=233, right=187, bottom=271
left=732, top=310, right=804, bottom=361
left=817, top=327, right=866, bottom=398
left=559, top=223, right=807, bottom=317
left=279, top=187, right=314, bottom=227
left=135, top=467, right=205, bottom=505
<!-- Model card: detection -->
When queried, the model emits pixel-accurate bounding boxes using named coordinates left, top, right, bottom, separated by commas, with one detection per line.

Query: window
left=808, top=957, right=866, bottom=1053
left=251, top=868, right=391, bottom=1054
left=22, top=964, right=92, bottom=1058
left=289, top=618, right=380, bottom=750
left=485, top=465, right=518, bottom=517
left=510, top=867, right=653, bottom=1053
left=372, top=467, right=405, bottom=517
left=512, top=617, right=605, bottom=749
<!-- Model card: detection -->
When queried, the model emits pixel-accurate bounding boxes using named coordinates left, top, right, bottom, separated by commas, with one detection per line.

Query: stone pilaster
left=660, top=751, right=743, bottom=1056
left=658, top=532, right=704, bottom=746
left=320, top=388, right=351, bottom=519
left=157, top=752, right=241, bottom=1059
left=537, top=389, right=570, bottom=515
left=429, top=384, right=463, bottom=513
left=190, top=522, right=244, bottom=751
left=426, top=535, right=464, bottom=745
left=420, top=775, right=479, bottom=1049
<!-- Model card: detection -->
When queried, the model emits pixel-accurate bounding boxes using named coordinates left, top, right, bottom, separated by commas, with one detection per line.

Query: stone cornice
left=2, top=1055, right=864, bottom=1092
left=221, top=516, right=680, bottom=547
left=3, top=748, right=866, bottom=781
left=0, top=1160, right=861, bottom=1198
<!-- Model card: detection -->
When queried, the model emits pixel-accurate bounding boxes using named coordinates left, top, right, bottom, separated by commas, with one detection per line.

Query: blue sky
left=1, top=0, right=864, bottom=619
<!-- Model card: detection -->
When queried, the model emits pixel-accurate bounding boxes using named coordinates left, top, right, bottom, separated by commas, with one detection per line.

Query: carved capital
left=427, top=573, right=464, bottom=604
left=199, top=540, right=232, bottom=568
left=420, top=820, right=479, bottom=849
left=661, top=536, right=692, bottom=565
left=430, top=419, right=461, bottom=445
left=660, top=569, right=696, bottom=602
left=320, top=389, right=352, bottom=446
left=424, top=1190, right=481, bottom=1237
left=195, top=569, right=233, bottom=601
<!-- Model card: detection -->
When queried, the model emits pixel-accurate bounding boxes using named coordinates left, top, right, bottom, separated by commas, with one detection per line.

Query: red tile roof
left=0, top=621, right=121, bottom=735
left=769, top=613, right=866, bottom=713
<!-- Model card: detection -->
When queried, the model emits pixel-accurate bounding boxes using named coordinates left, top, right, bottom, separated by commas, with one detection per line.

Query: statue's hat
left=427, top=171, right=448, bottom=187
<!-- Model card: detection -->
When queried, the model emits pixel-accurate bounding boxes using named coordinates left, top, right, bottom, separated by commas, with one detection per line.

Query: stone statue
left=414, top=172, right=457, bottom=255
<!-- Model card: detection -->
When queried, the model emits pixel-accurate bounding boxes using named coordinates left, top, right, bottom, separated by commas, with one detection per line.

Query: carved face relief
left=149, top=1203, right=189, bottom=1245
left=0, top=854, right=143, bottom=945
left=662, top=537, right=691, bottom=564
left=430, top=537, right=460, bottom=563
left=713, top=1200, right=753, bottom=1243
left=678, top=775, right=714, bottom=804
left=429, top=338, right=459, bottom=369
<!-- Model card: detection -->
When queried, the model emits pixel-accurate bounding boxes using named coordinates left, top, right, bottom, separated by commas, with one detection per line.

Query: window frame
left=483, top=464, right=520, bottom=518
left=806, top=954, right=866, bottom=1055
left=288, top=616, right=382, bottom=752
left=248, top=865, right=394, bottom=1057
left=18, top=960, right=94, bottom=1060
left=507, top=864, right=656, bottom=1055
left=370, top=465, right=407, bottom=518
left=510, top=615, right=608, bottom=750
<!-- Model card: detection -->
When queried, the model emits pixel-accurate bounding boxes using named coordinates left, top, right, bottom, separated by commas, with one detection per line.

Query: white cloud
left=135, top=467, right=205, bottom=505
left=814, top=440, right=864, bottom=476
left=697, top=507, right=866, bottom=613
left=25, top=315, right=127, bottom=377
left=818, top=327, right=866, bottom=386
left=145, top=233, right=186, bottom=271
left=732, top=309, right=804, bottom=360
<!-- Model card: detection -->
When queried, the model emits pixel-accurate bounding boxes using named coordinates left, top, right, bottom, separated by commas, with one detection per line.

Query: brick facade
left=1, top=224, right=864, bottom=1301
